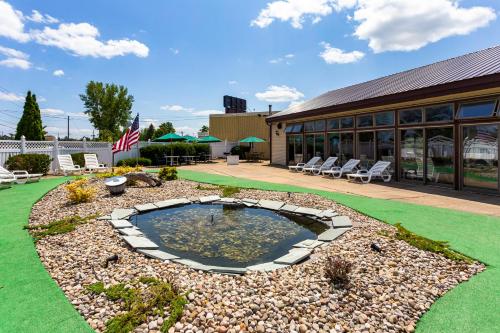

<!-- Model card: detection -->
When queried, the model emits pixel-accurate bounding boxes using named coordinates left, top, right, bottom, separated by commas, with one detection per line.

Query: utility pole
left=67, top=116, right=70, bottom=139
left=92, top=130, right=95, bottom=140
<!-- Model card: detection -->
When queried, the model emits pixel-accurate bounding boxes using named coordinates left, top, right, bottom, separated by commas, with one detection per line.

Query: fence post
left=52, top=137, right=60, bottom=173
left=108, top=142, right=113, bottom=166
left=20, top=135, right=26, bottom=154
left=83, top=137, right=87, bottom=152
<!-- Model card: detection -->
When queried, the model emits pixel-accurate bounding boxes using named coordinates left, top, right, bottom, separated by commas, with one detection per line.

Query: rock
left=148, top=320, right=158, bottom=330
left=256, top=324, right=265, bottom=333
left=298, top=324, right=308, bottom=333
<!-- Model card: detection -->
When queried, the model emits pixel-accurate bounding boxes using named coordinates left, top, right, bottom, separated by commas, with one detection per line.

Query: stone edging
left=99, top=196, right=353, bottom=274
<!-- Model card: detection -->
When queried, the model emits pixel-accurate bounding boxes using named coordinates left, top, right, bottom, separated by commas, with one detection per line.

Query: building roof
left=268, top=45, right=500, bottom=122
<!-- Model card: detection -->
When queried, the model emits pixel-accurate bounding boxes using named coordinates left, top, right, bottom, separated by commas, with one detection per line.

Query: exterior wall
left=209, top=112, right=274, bottom=159
left=271, top=122, right=287, bottom=165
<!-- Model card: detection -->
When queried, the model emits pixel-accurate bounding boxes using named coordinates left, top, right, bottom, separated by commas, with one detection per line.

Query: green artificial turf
left=177, top=169, right=500, bottom=333
left=0, top=178, right=92, bottom=333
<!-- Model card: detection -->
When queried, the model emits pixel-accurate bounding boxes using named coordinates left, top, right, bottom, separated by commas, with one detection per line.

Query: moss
left=24, top=215, right=95, bottom=241
left=394, top=223, right=472, bottom=262
left=195, top=184, right=219, bottom=191
left=221, top=186, right=240, bottom=197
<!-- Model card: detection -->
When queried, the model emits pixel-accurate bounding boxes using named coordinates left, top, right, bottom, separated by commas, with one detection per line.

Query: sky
left=0, top=0, right=499, bottom=138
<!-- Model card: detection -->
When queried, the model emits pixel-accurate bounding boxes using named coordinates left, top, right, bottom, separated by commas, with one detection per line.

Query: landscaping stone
left=318, top=209, right=337, bottom=218
left=137, top=249, right=179, bottom=260
left=293, top=239, right=324, bottom=249
left=294, top=207, right=323, bottom=216
left=96, top=215, right=111, bottom=220
left=242, top=198, right=258, bottom=204
left=317, top=227, right=349, bottom=241
left=208, top=266, right=247, bottom=275
left=280, top=204, right=299, bottom=213
left=274, top=248, right=312, bottom=265
left=118, top=228, right=143, bottom=236
left=218, top=198, right=237, bottom=203
left=246, top=262, right=288, bottom=272
left=110, top=208, right=136, bottom=220
left=199, top=195, right=221, bottom=203
left=173, top=258, right=213, bottom=271
left=134, top=203, right=158, bottom=212
left=110, top=219, right=133, bottom=229
left=258, top=199, right=285, bottom=210
left=122, top=236, right=158, bottom=249
left=154, top=198, right=190, bottom=208
left=332, top=215, right=353, bottom=228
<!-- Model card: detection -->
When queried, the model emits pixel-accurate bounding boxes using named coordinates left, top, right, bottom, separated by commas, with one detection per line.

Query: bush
left=324, top=256, right=352, bottom=289
left=158, top=167, right=177, bottom=181
left=5, top=153, right=52, bottom=174
left=230, top=145, right=250, bottom=158
left=96, top=166, right=142, bottom=179
left=66, top=178, right=96, bottom=204
left=70, top=153, right=86, bottom=168
left=117, top=157, right=152, bottom=167
left=140, top=143, right=210, bottom=165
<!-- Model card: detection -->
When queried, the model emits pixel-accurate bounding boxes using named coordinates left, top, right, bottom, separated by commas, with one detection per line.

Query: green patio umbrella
left=197, top=135, right=222, bottom=143
left=182, top=135, right=198, bottom=143
left=153, top=133, right=187, bottom=165
left=239, top=136, right=266, bottom=159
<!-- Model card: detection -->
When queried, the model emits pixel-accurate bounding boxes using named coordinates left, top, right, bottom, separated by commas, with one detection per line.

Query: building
left=267, top=46, right=500, bottom=192
left=209, top=111, right=277, bottom=159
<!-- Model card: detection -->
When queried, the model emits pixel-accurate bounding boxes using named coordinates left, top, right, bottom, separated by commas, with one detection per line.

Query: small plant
left=96, top=166, right=142, bottom=179
left=324, top=256, right=352, bottom=289
left=25, top=215, right=94, bottom=241
left=158, top=167, right=177, bottom=181
left=66, top=178, right=96, bottom=204
left=117, top=157, right=152, bottom=167
left=221, top=186, right=240, bottom=197
left=394, top=223, right=472, bottom=262
left=195, top=184, right=219, bottom=191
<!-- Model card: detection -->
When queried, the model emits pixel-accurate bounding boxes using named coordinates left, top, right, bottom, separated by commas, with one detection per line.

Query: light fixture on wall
left=275, top=130, right=280, bottom=136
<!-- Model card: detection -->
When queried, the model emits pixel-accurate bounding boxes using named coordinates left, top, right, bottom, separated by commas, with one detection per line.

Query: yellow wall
left=209, top=112, right=274, bottom=159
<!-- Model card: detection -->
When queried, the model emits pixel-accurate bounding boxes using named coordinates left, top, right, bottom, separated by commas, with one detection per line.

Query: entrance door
left=462, top=124, right=498, bottom=190
left=400, top=129, right=424, bottom=181
left=426, top=127, right=454, bottom=185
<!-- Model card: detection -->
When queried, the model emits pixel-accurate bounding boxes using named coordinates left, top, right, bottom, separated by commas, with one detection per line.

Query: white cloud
left=160, top=104, right=194, bottom=112
left=228, top=80, right=238, bottom=85
left=66, top=112, right=88, bottom=118
left=40, top=108, right=64, bottom=115
left=0, top=1, right=30, bottom=42
left=0, top=91, right=24, bottom=102
left=269, top=53, right=295, bottom=64
left=26, top=10, right=59, bottom=24
left=251, top=0, right=356, bottom=28
left=31, top=23, right=149, bottom=58
left=284, top=53, right=295, bottom=58
left=142, top=118, right=159, bottom=127
left=0, top=45, right=28, bottom=59
left=53, top=69, right=64, bottom=76
left=191, top=110, right=224, bottom=116
left=0, top=45, right=31, bottom=69
left=319, top=42, right=364, bottom=64
left=169, top=48, right=180, bottom=55
left=176, top=126, right=198, bottom=136
left=353, top=0, right=497, bottom=53
left=255, top=85, right=304, bottom=103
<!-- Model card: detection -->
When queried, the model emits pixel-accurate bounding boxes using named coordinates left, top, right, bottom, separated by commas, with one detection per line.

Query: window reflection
left=463, top=125, right=498, bottom=189
left=287, top=135, right=303, bottom=164
left=400, top=108, right=422, bottom=124
left=400, top=129, right=424, bottom=181
left=425, top=105, right=453, bottom=122
left=358, top=132, right=375, bottom=168
left=427, top=128, right=454, bottom=185
left=377, top=130, right=395, bottom=172
left=305, top=134, right=325, bottom=161
left=458, top=101, right=497, bottom=119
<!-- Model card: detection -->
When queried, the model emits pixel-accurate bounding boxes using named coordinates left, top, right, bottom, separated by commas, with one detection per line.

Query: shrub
left=70, top=153, right=86, bottom=168
left=158, top=167, right=177, bottom=181
left=117, top=157, right=152, bottom=167
left=140, top=143, right=209, bottom=165
left=230, top=145, right=250, bottom=158
left=221, top=186, right=240, bottom=197
left=5, top=153, right=52, bottom=174
left=324, top=256, right=352, bottom=289
left=96, top=166, right=142, bottom=179
left=66, top=178, right=96, bottom=204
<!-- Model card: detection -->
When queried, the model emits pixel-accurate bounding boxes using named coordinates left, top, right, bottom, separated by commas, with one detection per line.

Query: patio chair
left=0, top=170, right=16, bottom=189
left=57, top=154, right=83, bottom=176
left=84, top=154, right=108, bottom=173
left=346, top=160, right=392, bottom=184
left=303, top=156, right=338, bottom=175
left=0, top=165, right=42, bottom=184
left=322, top=159, right=360, bottom=178
left=288, top=156, right=321, bottom=172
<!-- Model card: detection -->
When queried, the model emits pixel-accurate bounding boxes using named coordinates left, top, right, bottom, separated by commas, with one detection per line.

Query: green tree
left=140, top=123, right=156, bottom=140
left=15, top=91, right=44, bottom=140
left=79, top=81, right=134, bottom=140
left=154, top=122, right=175, bottom=138
left=200, top=125, right=209, bottom=133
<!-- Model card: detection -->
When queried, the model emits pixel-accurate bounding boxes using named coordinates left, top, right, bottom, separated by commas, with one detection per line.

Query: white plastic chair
left=288, top=156, right=321, bottom=172
left=346, top=160, right=392, bottom=184
left=322, top=159, right=360, bottom=178
left=0, top=165, right=42, bottom=184
left=84, top=154, right=108, bottom=173
left=57, top=154, right=83, bottom=176
left=303, top=156, right=338, bottom=175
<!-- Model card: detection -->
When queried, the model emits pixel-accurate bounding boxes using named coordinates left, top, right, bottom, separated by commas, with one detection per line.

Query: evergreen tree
left=154, top=122, right=175, bottom=138
left=140, top=123, right=156, bottom=140
left=15, top=91, right=44, bottom=140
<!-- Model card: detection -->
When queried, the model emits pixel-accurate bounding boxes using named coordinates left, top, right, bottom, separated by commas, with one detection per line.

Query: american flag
left=112, top=114, right=140, bottom=153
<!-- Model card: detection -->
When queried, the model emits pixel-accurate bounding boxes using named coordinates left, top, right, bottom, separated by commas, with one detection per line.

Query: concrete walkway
left=179, top=161, right=500, bottom=217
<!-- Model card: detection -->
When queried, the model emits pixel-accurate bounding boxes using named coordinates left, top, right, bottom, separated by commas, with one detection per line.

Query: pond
left=133, top=203, right=328, bottom=267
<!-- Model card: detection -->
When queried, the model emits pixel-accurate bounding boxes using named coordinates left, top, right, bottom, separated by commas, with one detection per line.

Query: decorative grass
left=24, top=215, right=95, bottom=242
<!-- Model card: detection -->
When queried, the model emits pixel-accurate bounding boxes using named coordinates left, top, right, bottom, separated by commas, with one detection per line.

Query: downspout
left=268, top=104, right=272, bottom=164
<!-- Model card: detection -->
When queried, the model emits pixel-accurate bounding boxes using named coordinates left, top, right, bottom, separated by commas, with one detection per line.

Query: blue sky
left=0, top=0, right=499, bottom=138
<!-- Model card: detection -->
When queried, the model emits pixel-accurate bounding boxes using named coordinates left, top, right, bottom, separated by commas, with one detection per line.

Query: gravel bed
left=30, top=179, right=483, bottom=333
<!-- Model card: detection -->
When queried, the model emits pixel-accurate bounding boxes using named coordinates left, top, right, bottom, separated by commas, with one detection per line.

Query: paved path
left=179, top=161, right=500, bottom=216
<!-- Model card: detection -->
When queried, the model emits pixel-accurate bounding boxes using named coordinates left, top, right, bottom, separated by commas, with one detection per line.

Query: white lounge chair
left=84, top=154, right=108, bottom=173
left=303, top=156, right=338, bottom=175
left=346, top=160, right=392, bottom=184
left=322, top=159, right=360, bottom=178
left=0, top=165, right=42, bottom=184
left=0, top=171, right=16, bottom=189
left=288, top=156, right=322, bottom=172
left=57, top=154, right=83, bottom=176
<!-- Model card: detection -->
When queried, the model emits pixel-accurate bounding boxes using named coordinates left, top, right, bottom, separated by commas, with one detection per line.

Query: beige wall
left=209, top=112, right=274, bottom=159
left=271, top=122, right=286, bottom=165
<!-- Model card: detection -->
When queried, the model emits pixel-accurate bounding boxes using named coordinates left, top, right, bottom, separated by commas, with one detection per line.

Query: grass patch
left=86, top=277, right=188, bottom=333
left=195, top=184, right=219, bottom=191
left=24, top=215, right=96, bottom=242
left=394, top=223, right=472, bottom=263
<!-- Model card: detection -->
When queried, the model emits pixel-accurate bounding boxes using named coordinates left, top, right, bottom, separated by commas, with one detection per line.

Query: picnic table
left=182, top=156, right=197, bottom=164
left=164, top=155, right=179, bottom=166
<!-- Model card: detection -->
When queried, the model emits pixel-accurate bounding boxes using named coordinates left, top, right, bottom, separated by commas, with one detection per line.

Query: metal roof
left=268, top=45, right=500, bottom=121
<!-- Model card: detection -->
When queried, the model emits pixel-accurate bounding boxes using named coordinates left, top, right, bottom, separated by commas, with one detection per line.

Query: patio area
left=178, top=160, right=500, bottom=217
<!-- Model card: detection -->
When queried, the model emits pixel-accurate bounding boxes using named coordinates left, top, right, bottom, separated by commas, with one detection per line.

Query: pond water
left=133, top=203, right=328, bottom=267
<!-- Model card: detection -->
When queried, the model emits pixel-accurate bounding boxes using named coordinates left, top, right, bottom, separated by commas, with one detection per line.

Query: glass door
left=287, top=135, right=303, bottom=165
left=358, top=131, right=375, bottom=169
left=340, top=132, right=354, bottom=164
left=305, top=134, right=325, bottom=161
left=462, top=124, right=498, bottom=190
left=426, top=127, right=454, bottom=185
left=400, top=129, right=424, bottom=181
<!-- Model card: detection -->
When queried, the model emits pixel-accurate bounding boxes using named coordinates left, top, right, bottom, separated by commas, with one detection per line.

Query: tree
left=15, top=91, right=44, bottom=140
left=79, top=81, right=134, bottom=140
left=154, top=122, right=175, bottom=138
left=200, top=125, right=209, bottom=133
left=140, top=123, right=156, bottom=141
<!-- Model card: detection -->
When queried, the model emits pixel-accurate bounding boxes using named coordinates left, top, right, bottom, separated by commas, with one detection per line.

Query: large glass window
left=305, top=134, right=325, bottom=161
left=427, top=128, right=454, bottom=185
left=327, top=119, right=339, bottom=130
left=400, top=129, right=424, bottom=181
left=457, top=101, right=497, bottom=119
left=340, top=132, right=354, bottom=164
left=287, top=135, right=303, bottom=164
left=304, top=120, right=325, bottom=132
left=425, top=105, right=453, bottom=122
left=327, top=132, right=340, bottom=158
left=375, top=112, right=394, bottom=126
left=357, top=114, right=373, bottom=128
left=340, top=117, right=354, bottom=129
left=304, top=121, right=315, bottom=132
left=358, top=132, right=375, bottom=168
left=285, top=123, right=303, bottom=133
left=399, top=108, right=422, bottom=124
left=463, top=124, right=498, bottom=190
left=376, top=130, right=395, bottom=170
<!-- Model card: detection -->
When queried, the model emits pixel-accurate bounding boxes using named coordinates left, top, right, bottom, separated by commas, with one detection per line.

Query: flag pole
left=136, top=113, right=139, bottom=168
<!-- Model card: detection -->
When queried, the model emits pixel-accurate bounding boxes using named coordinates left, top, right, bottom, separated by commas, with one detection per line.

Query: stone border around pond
left=103, top=196, right=353, bottom=274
